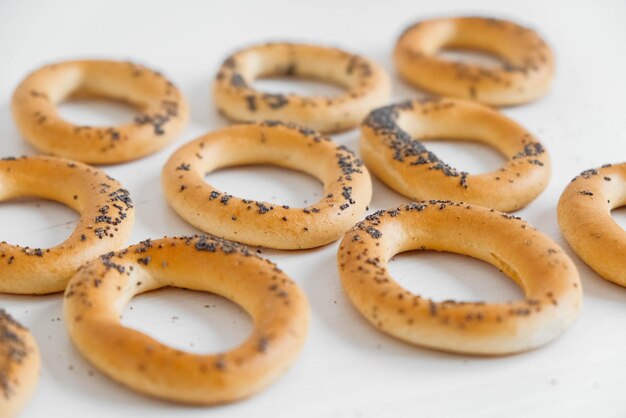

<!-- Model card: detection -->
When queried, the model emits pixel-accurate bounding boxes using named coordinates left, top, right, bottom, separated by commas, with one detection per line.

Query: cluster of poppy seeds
left=259, top=120, right=328, bottom=142
left=345, top=54, right=373, bottom=78
left=175, top=163, right=190, bottom=171
left=571, top=164, right=613, bottom=183
left=125, top=62, right=183, bottom=135
left=569, top=165, right=617, bottom=202
left=512, top=140, right=546, bottom=166
left=67, top=235, right=282, bottom=280
left=89, top=186, right=133, bottom=240
left=133, top=100, right=180, bottom=135
left=24, top=90, right=52, bottom=127
left=351, top=201, right=448, bottom=240
left=0, top=310, right=30, bottom=400
left=192, top=234, right=256, bottom=256
left=68, top=126, right=126, bottom=148
left=364, top=99, right=472, bottom=188
left=98, top=251, right=127, bottom=274
left=216, top=54, right=292, bottom=112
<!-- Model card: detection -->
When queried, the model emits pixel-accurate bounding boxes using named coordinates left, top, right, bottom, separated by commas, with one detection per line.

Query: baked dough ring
left=0, top=156, right=135, bottom=294
left=213, top=43, right=391, bottom=133
left=558, top=163, right=626, bottom=287
left=394, top=17, right=555, bottom=106
left=338, top=201, right=582, bottom=355
left=0, top=310, right=40, bottom=418
left=162, top=122, right=372, bottom=249
left=12, top=60, right=188, bottom=164
left=64, top=235, right=309, bottom=404
left=361, top=98, right=550, bottom=212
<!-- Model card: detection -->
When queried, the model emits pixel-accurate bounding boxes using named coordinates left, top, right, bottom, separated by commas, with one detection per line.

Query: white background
left=1, top=0, right=626, bottom=417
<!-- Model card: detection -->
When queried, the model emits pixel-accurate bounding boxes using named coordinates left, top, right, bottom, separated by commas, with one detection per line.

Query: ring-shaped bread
left=394, top=17, right=555, bottom=106
left=162, top=122, right=372, bottom=249
left=558, top=163, right=626, bottom=287
left=360, top=98, right=550, bottom=212
left=0, top=309, right=40, bottom=418
left=338, top=201, right=582, bottom=355
left=64, top=235, right=309, bottom=404
left=0, top=156, right=135, bottom=294
left=213, top=43, right=391, bottom=133
left=12, top=60, right=188, bottom=164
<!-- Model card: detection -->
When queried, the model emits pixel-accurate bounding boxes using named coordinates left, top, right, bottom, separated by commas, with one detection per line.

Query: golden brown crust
left=213, top=43, right=391, bottom=133
left=11, top=60, right=188, bottom=164
left=0, top=310, right=40, bottom=418
left=338, top=201, right=582, bottom=355
left=360, top=98, right=550, bottom=212
left=64, top=235, right=309, bottom=405
left=162, top=122, right=372, bottom=249
left=0, top=156, right=135, bottom=294
left=394, top=17, right=555, bottom=106
left=557, top=163, right=626, bottom=287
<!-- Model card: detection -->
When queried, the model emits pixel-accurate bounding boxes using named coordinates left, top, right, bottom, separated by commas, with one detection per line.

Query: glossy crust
left=338, top=201, right=582, bottom=355
left=0, top=310, right=40, bottom=418
left=213, top=43, right=391, bottom=133
left=360, top=98, right=550, bottom=212
left=12, top=60, right=188, bottom=164
left=162, top=122, right=372, bottom=249
left=557, top=163, right=626, bottom=287
left=394, top=17, right=555, bottom=106
left=64, top=235, right=309, bottom=405
left=0, top=156, right=135, bottom=294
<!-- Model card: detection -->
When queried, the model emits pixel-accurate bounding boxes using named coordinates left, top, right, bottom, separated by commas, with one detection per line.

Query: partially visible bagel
left=0, top=156, right=135, bottom=294
left=0, top=309, right=40, bottom=418
left=558, top=163, right=626, bottom=287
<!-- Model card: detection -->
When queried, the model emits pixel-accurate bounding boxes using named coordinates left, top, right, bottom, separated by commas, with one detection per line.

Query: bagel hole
left=438, top=48, right=506, bottom=68
left=612, top=206, right=626, bottom=230
left=121, top=288, right=253, bottom=354
left=58, top=98, right=137, bottom=126
left=419, top=138, right=507, bottom=174
left=204, top=165, right=323, bottom=207
left=252, top=77, right=345, bottom=97
left=388, top=250, right=523, bottom=303
left=0, top=197, right=79, bottom=248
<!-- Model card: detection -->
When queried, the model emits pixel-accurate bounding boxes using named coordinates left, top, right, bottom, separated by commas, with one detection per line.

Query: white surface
left=1, top=0, right=626, bottom=417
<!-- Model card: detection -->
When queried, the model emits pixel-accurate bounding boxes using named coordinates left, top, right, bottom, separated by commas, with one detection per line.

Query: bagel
left=558, top=163, right=626, bottom=287
left=64, top=235, right=309, bottom=404
left=162, top=121, right=372, bottom=249
left=0, top=309, right=40, bottom=418
left=360, top=98, right=550, bottom=212
left=394, top=17, right=555, bottom=106
left=213, top=42, right=391, bottom=133
left=337, top=201, right=582, bottom=355
left=12, top=60, right=188, bottom=164
left=0, top=156, right=135, bottom=294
